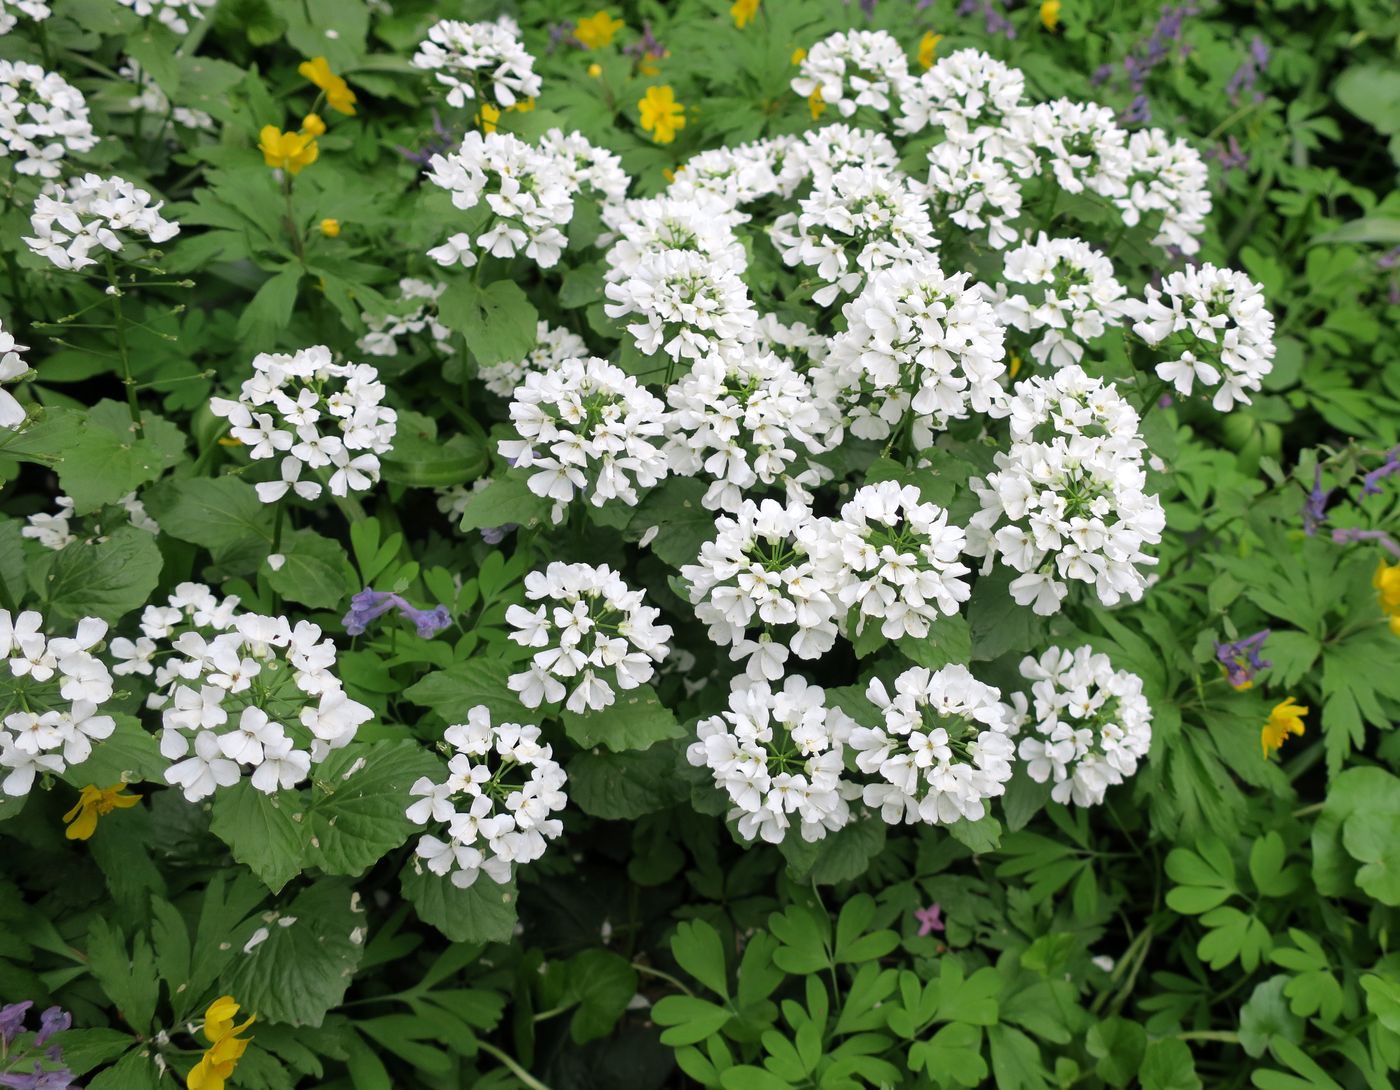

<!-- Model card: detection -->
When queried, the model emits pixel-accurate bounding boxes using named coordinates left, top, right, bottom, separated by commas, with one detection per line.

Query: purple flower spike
left=1359, top=447, right=1400, bottom=500
left=33, top=1008, right=70, bottom=1050
left=344, top=589, right=454, bottom=639
left=0, top=1002, right=31, bottom=1048
left=1214, top=629, right=1271, bottom=688
left=1332, top=528, right=1400, bottom=559
left=1302, top=467, right=1331, bottom=535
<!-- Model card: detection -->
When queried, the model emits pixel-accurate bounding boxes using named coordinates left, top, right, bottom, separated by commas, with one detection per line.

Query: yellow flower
left=319, top=218, right=340, bottom=237
left=514, top=97, right=536, bottom=113
left=301, top=112, right=326, bottom=137
left=62, top=784, right=140, bottom=841
left=1040, top=0, right=1061, bottom=31
left=638, top=50, right=667, bottom=77
left=259, top=125, right=318, bottom=174
left=588, top=62, right=603, bottom=77
left=731, top=0, right=760, bottom=29
left=808, top=88, right=826, bottom=120
left=476, top=102, right=501, bottom=133
left=918, top=31, right=944, bottom=69
left=574, top=11, right=623, bottom=49
left=187, top=995, right=255, bottom=1090
left=1009, top=353, right=1023, bottom=379
left=638, top=85, right=685, bottom=144
left=1261, top=697, right=1307, bottom=758
left=298, top=56, right=357, bottom=115
left=1374, top=558, right=1400, bottom=634
left=791, top=47, right=807, bottom=65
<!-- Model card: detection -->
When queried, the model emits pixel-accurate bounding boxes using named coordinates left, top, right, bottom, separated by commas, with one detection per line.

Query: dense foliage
left=1, top=1, right=1398, bottom=1089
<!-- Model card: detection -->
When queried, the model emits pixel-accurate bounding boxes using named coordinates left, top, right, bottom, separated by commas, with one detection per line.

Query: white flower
left=681, top=499, right=840, bottom=681
left=0, top=0, right=51, bottom=37
left=479, top=322, right=589, bottom=400
left=407, top=705, right=566, bottom=888
left=687, top=676, right=859, bottom=844
left=209, top=346, right=397, bottom=505
left=1015, top=645, right=1153, bottom=806
left=896, top=48, right=1029, bottom=145
left=818, top=260, right=1007, bottom=444
left=791, top=30, right=914, bottom=119
left=412, top=18, right=542, bottom=109
left=667, top=136, right=791, bottom=206
left=497, top=356, right=669, bottom=524
left=506, top=563, right=672, bottom=713
left=604, top=249, right=757, bottom=362
left=0, top=316, right=31, bottom=429
left=818, top=482, right=972, bottom=642
left=22, top=490, right=158, bottom=550
left=1028, top=99, right=1130, bottom=200
left=1128, top=263, right=1275, bottom=411
left=538, top=127, right=630, bottom=206
left=357, top=278, right=453, bottom=358
left=851, top=665, right=1018, bottom=825
left=23, top=173, right=178, bottom=270
left=967, top=366, right=1165, bottom=615
left=0, top=60, right=97, bottom=178
left=1116, top=128, right=1211, bottom=255
left=113, top=0, right=216, bottom=36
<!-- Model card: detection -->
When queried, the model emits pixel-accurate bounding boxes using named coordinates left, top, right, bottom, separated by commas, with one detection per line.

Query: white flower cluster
left=23, top=173, right=179, bottom=271
left=23, top=492, right=158, bottom=551
left=897, top=48, right=1026, bottom=144
left=851, top=665, right=1017, bottom=825
left=819, top=482, right=971, bottom=641
left=1015, top=645, right=1153, bottom=807
left=506, top=562, right=672, bottom=713
left=602, top=192, right=749, bottom=282
left=497, top=356, right=669, bottom=523
left=114, top=0, right=216, bottom=35
left=120, top=61, right=215, bottom=132
left=770, top=164, right=937, bottom=306
left=604, top=248, right=757, bottom=363
left=1118, top=130, right=1211, bottom=255
left=666, top=137, right=790, bottom=205
left=0, top=316, right=29, bottom=430
left=0, top=0, right=49, bottom=36
left=478, top=321, right=588, bottom=399
left=426, top=130, right=574, bottom=270
left=411, top=17, right=542, bottom=109
left=1129, top=263, right=1276, bottom=411
left=818, top=261, right=1006, bottom=443
left=778, top=124, right=899, bottom=196
left=687, top=676, right=858, bottom=844
left=989, top=234, right=1128, bottom=369
left=0, top=612, right=114, bottom=798
left=790, top=29, right=912, bottom=117
left=664, top=344, right=833, bottom=513
left=537, top=127, right=630, bottom=206
left=407, top=704, right=566, bottom=888
left=357, top=278, right=453, bottom=358
left=968, top=365, right=1165, bottom=615
left=209, top=345, right=397, bottom=503
left=135, top=584, right=372, bottom=801
left=0, top=61, right=97, bottom=178
left=681, top=499, right=838, bottom=682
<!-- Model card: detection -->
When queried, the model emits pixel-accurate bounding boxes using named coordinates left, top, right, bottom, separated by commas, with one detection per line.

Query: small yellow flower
left=791, top=47, right=807, bottom=65
left=1009, top=352, right=1023, bottom=379
left=187, top=995, right=255, bottom=1090
left=574, top=11, right=623, bottom=49
left=638, top=85, right=685, bottom=144
left=514, top=97, right=536, bottom=113
left=808, top=88, right=826, bottom=120
left=319, top=218, right=340, bottom=238
left=1261, top=697, right=1307, bottom=758
left=258, top=125, right=318, bottom=174
left=301, top=112, right=326, bottom=137
left=476, top=102, right=501, bottom=133
left=588, top=62, right=603, bottom=77
left=731, top=0, right=760, bottom=29
left=918, top=31, right=944, bottom=69
left=298, top=56, right=357, bottom=115
left=638, top=49, right=668, bottom=77
left=63, top=784, right=140, bottom=841
left=1374, top=558, right=1400, bottom=635
left=662, top=166, right=679, bottom=183
left=1040, top=0, right=1061, bottom=31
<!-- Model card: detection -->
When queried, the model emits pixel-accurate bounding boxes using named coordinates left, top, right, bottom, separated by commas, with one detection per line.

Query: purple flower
left=1119, top=95, right=1152, bottom=126
left=0, top=1002, right=31, bottom=1048
left=33, top=1009, right=69, bottom=1050
left=914, top=904, right=944, bottom=936
left=1097, top=6, right=1197, bottom=95
left=1359, top=447, right=1400, bottom=500
left=343, top=589, right=453, bottom=639
left=1378, top=246, right=1400, bottom=272
left=1302, top=467, right=1331, bottom=535
left=1226, top=36, right=1271, bottom=103
left=1209, top=135, right=1250, bottom=174
left=1214, top=629, right=1271, bottom=688
left=957, top=0, right=1016, bottom=40
left=0, top=1065, right=77, bottom=1090
left=1332, top=527, right=1400, bottom=559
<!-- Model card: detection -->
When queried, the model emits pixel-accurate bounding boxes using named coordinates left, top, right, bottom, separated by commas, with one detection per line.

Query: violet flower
left=1359, top=447, right=1400, bottom=499
left=1226, top=36, right=1271, bottom=103
left=1332, top=528, right=1400, bottom=560
left=1214, top=629, right=1271, bottom=688
left=914, top=904, right=944, bottom=936
left=31, top=1010, right=68, bottom=1051
left=1209, top=135, right=1249, bottom=174
left=0, top=1065, right=77, bottom=1090
left=957, top=0, right=1016, bottom=39
left=0, top=1003, right=31, bottom=1048
left=1302, top=467, right=1331, bottom=535
left=344, top=589, right=453, bottom=638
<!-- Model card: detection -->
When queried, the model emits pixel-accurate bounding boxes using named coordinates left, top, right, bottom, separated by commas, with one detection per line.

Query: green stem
left=475, top=1041, right=553, bottom=1090
left=104, top=255, right=144, bottom=436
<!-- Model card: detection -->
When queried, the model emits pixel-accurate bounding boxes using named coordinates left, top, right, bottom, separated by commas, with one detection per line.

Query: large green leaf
left=404, top=658, right=541, bottom=726
left=438, top=278, right=538, bottom=365
left=561, top=684, right=684, bottom=751
left=30, top=526, right=163, bottom=624
left=400, top=862, right=518, bottom=944
left=209, top=781, right=311, bottom=893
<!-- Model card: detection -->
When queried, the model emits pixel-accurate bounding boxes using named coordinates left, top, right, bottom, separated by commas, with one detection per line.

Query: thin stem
left=104, top=255, right=144, bottom=436
left=475, top=1041, right=554, bottom=1090
left=631, top=962, right=693, bottom=997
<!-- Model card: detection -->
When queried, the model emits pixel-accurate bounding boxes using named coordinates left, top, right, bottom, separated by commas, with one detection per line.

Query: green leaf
left=222, top=879, right=366, bottom=1027
left=400, top=862, right=518, bottom=944
left=86, top=918, right=159, bottom=1036
left=209, top=781, right=311, bottom=893
left=266, top=529, right=355, bottom=609
left=567, top=744, right=678, bottom=819
left=1341, top=809, right=1400, bottom=905
left=404, top=658, right=542, bottom=726
left=145, top=476, right=272, bottom=572
left=653, top=995, right=733, bottom=1046
left=380, top=410, right=489, bottom=488
left=1138, top=1039, right=1202, bottom=1090
left=439, top=279, right=538, bottom=366
left=561, top=685, right=684, bottom=751
left=50, top=1028, right=139, bottom=1077
left=1086, top=1018, right=1147, bottom=1087
left=897, top=613, right=972, bottom=670
left=31, top=527, right=163, bottom=624
left=86, top=1049, right=163, bottom=1090
left=566, top=949, right=638, bottom=1044
left=947, top=814, right=1002, bottom=854
left=630, top=477, right=716, bottom=567
left=454, top=473, right=553, bottom=533
left=1239, top=977, right=1304, bottom=1059
left=672, top=919, right=730, bottom=999
left=236, top=265, right=303, bottom=347
left=779, top=817, right=887, bottom=886
left=306, top=741, right=443, bottom=877
left=57, top=714, right=165, bottom=787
